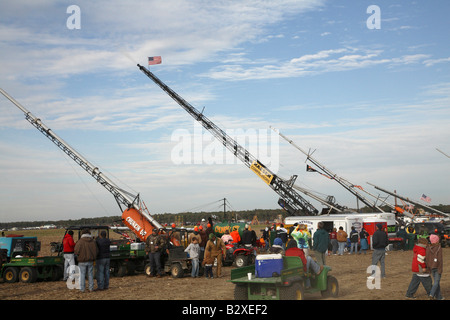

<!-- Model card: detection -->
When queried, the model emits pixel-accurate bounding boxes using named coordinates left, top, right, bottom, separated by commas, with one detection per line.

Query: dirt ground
left=1, top=231, right=448, bottom=302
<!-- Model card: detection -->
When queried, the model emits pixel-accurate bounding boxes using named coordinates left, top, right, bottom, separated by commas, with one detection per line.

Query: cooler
left=255, top=254, right=283, bottom=278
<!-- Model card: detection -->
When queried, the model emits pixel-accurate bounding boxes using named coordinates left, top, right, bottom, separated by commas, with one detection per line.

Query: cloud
left=202, top=47, right=432, bottom=81
left=423, top=57, right=450, bottom=67
left=0, top=0, right=326, bottom=82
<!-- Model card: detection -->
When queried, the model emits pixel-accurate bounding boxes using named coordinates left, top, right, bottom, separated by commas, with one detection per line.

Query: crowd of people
left=61, top=218, right=445, bottom=300
left=144, top=218, right=229, bottom=279
left=258, top=221, right=445, bottom=300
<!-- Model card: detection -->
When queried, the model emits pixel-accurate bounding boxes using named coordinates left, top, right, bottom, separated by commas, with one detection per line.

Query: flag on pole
left=420, top=194, right=431, bottom=203
left=306, top=164, right=332, bottom=179
left=148, top=56, right=162, bottom=65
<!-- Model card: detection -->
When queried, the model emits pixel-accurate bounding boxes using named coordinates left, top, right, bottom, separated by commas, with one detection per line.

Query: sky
left=0, top=0, right=449, bottom=223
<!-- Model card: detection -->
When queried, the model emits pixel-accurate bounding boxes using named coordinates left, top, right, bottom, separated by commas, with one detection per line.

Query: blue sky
left=1, top=0, right=449, bottom=222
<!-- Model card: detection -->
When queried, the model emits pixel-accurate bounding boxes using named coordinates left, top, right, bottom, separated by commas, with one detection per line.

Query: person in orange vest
left=230, top=228, right=241, bottom=245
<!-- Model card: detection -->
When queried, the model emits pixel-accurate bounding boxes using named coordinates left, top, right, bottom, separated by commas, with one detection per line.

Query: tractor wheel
left=116, top=264, right=127, bottom=277
left=51, top=265, right=64, bottom=281
left=110, top=261, right=127, bottom=277
left=170, top=263, right=184, bottom=278
left=280, top=282, right=304, bottom=300
left=126, top=261, right=136, bottom=276
left=3, top=267, right=19, bottom=283
left=321, top=275, right=339, bottom=298
left=235, top=255, right=247, bottom=268
left=234, top=285, right=248, bottom=300
left=19, top=267, right=38, bottom=283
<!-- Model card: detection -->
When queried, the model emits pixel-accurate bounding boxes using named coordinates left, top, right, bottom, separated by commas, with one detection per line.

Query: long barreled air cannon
left=137, top=64, right=328, bottom=216
left=0, top=88, right=163, bottom=241
left=271, top=126, right=385, bottom=213
left=367, top=182, right=449, bottom=218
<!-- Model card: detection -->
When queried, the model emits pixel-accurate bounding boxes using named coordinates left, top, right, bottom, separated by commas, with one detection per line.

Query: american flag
left=148, top=56, right=162, bottom=65
left=420, top=194, right=431, bottom=203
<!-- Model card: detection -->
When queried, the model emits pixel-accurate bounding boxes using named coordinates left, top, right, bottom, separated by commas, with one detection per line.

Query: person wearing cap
left=169, top=223, right=181, bottom=245
left=74, top=228, right=98, bottom=293
left=276, top=224, right=288, bottom=250
left=262, top=226, right=270, bottom=250
left=145, top=228, right=165, bottom=278
left=198, top=225, right=208, bottom=262
left=200, top=218, right=207, bottom=230
left=188, top=226, right=201, bottom=245
left=426, top=234, right=444, bottom=300
left=396, top=226, right=408, bottom=251
left=205, top=223, right=213, bottom=239
left=242, top=224, right=253, bottom=248
left=269, top=237, right=284, bottom=254
left=204, top=233, right=226, bottom=277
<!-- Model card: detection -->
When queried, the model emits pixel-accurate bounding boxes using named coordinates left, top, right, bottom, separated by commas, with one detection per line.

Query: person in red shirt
left=285, top=240, right=323, bottom=288
left=62, top=230, right=76, bottom=281
left=405, top=237, right=432, bottom=299
left=329, top=227, right=338, bottom=255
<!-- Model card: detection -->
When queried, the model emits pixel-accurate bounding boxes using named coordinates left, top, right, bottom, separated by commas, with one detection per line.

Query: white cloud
left=423, top=57, right=450, bottom=67
left=0, top=0, right=326, bottom=82
left=202, top=47, right=431, bottom=81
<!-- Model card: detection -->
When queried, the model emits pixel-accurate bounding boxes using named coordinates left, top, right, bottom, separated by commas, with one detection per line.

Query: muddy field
left=1, top=229, right=448, bottom=302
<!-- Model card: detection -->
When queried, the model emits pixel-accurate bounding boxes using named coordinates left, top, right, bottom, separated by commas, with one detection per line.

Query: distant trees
left=2, top=204, right=449, bottom=230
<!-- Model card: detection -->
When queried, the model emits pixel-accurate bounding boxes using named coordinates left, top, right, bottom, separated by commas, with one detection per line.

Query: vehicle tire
left=110, top=261, right=127, bottom=277
left=19, top=267, right=38, bottom=283
left=116, top=264, right=127, bottom=277
left=51, top=265, right=63, bottom=281
left=170, top=263, right=184, bottom=278
left=280, top=282, right=304, bottom=300
left=321, top=275, right=339, bottom=298
left=126, top=261, right=136, bottom=276
left=3, top=267, right=19, bottom=283
left=234, top=285, right=248, bottom=300
left=235, top=255, right=247, bottom=268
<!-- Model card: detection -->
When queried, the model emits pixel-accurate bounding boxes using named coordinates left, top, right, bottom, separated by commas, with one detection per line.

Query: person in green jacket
left=313, top=222, right=330, bottom=266
left=406, top=225, right=417, bottom=250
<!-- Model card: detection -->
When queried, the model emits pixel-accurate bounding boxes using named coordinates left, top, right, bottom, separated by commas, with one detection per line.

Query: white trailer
left=284, top=212, right=398, bottom=248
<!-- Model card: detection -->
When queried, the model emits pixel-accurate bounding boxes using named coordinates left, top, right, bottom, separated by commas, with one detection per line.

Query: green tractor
left=229, top=255, right=339, bottom=300
left=0, top=235, right=64, bottom=283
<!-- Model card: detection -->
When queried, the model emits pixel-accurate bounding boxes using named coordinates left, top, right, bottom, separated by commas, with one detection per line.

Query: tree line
left=2, top=204, right=449, bottom=230
left=0, top=208, right=286, bottom=230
